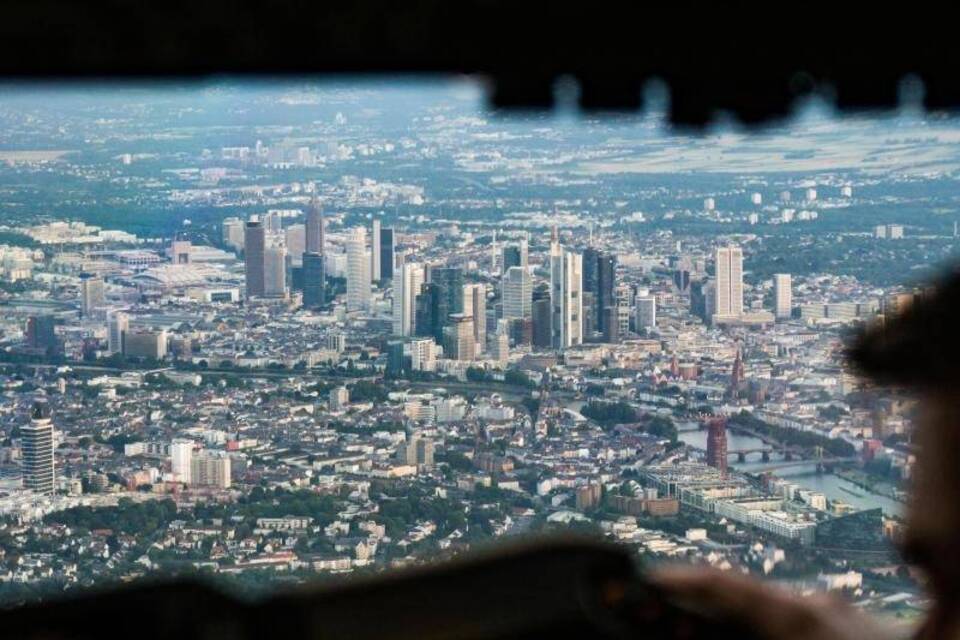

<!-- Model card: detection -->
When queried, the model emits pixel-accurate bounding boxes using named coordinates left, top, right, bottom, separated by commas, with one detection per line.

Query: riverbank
left=835, top=468, right=907, bottom=505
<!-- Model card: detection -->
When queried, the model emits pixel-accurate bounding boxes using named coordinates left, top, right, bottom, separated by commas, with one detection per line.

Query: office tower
left=80, top=272, right=105, bottom=317
left=531, top=284, right=552, bottom=349
left=302, top=252, right=326, bottom=308
left=409, top=338, right=437, bottom=372
left=491, top=320, right=510, bottom=364
left=222, top=217, right=245, bottom=251
left=415, top=282, right=444, bottom=342
left=463, top=283, right=487, bottom=355
left=170, top=439, right=194, bottom=484
left=673, top=268, right=691, bottom=293
left=26, top=315, right=59, bottom=357
left=244, top=220, right=266, bottom=298
left=502, top=266, right=532, bottom=320
left=326, top=332, right=346, bottom=353
left=705, top=417, right=728, bottom=474
left=393, top=261, right=424, bottom=336
left=305, top=196, right=325, bottom=254
left=443, top=313, right=475, bottom=361
left=123, top=328, right=168, bottom=360
left=263, top=245, right=288, bottom=297
left=501, top=240, right=528, bottom=274
left=581, top=248, right=616, bottom=340
left=262, top=210, right=283, bottom=235
left=602, top=306, right=619, bottom=343
left=169, top=239, right=191, bottom=265
left=550, top=243, right=583, bottom=349
left=329, top=387, right=349, bottom=411
left=21, top=400, right=55, bottom=495
left=107, top=310, right=128, bottom=354
left=346, top=226, right=371, bottom=311
left=429, top=266, right=465, bottom=317
left=713, top=245, right=744, bottom=320
left=386, top=340, right=406, bottom=376
left=636, top=294, right=657, bottom=330
left=401, top=435, right=435, bottom=468
left=190, top=452, right=231, bottom=488
left=285, top=224, right=305, bottom=264
left=371, top=218, right=382, bottom=281
left=774, top=273, right=792, bottom=319
left=379, top=226, right=395, bottom=280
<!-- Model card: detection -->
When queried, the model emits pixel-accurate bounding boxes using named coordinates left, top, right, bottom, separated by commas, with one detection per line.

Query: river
left=676, top=424, right=904, bottom=517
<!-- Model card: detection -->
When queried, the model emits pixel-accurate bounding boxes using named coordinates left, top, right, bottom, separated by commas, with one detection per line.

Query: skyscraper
left=550, top=242, right=583, bottom=349
left=462, top=283, right=487, bottom=356
left=26, top=315, right=60, bottom=357
left=713, top=245, right=744, bottom=321
left=170, top=439, right=193, bottom=484
left=222, top=217, right=245, bottom=251
left=284, top=224, right=305, bottom=265
left=244, top=220, right=266, bottom=298
left=443, top=313, right=475, bottom=361
left=22, top=399, right=55, bottom=495
left=379, top=226, right=395, bottom=280
left=302, top=252, right=326, bottom=308
left=415, top=282, right=445, bottom=342
left=393, top=261, right=425, bottom=336
left=636, top=293, right=657, bottom=331
left=502, top=266, right=532, bottom=320
left=705, top=417, right=728, bottom=474
left=501, top=239, right=528, bottom=274
left=531, top=284, right=552, bottom=349
left=305, top=196, right=325, bottom=254
left=774, top=273, right=792, bottom=319
left=371, top=218, right=382, bottom=281
left=581, top=248, right=616, bottom=339
left=80, top=272, right=105, bottom=317
left=263, top=245, right=287, bottom=297
left=346, top=226, right=371, bottom=311
left=423, top=266, right=464, bottom=340
left=107, top=310, right=128, bottom=354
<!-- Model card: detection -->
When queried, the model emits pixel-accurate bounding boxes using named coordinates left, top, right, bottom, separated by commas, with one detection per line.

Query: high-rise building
left=263, top=245, right=288, bottom=297
left=636, top=294, right=657, bottom=331
left=713, top=245, right=744, bottom=321
left=80, top=272, right=105, bottom=317
left=774, top=273, right=792, bottom=319
left=26, top=315, right=59, bottom=356
left=400, top=435, right=435, bottom=468
left=443, top=313, right=476, bottom=361
left=170, top=439, right=194, bottom=484
left=302, top=252, right=326, bottom=308
left=305, top=196, right=325, bottom=254
left=462, top=283, right=487, bottom=356
left=21, top=400, right=55, bottom=495
left=371, top=218, right=382, bottom=281
left=284, top=224, right=305, bottom=265
left=379, top=226, right=395, bottom=280
left=107, top=310, right=128, bottom=354
left=429, top=266, right=465, bottom=316
left=123, top=328, right=168, bottom=360
left=581, top=248, right=616, bottom=340
left=190, top=451, right=231, bottom=488
left=415, top=282, right=445, bottom=342
left=705, top=417, right=728, bottom=474
left=502, top=266, right=532, bottom=320
left=491, top=321, right=510, bottom=365
left=169, top=239, right=191, bottom=265
left=550, top=242, right=583, bottom=349
left=346, top=227, right=371, bottom=311
left=329, top=387, right=349, bottom=411
left=222, top=217, right=245, bottom=251
left=501, top=240, right=528, bottom=274
left=244, top=220, right=266, bottom=298
left=393, top=261, right=424, bottom=336
left=409, top=338, right=437, bottom=372
left=531, top=284, right=552, bottom=349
